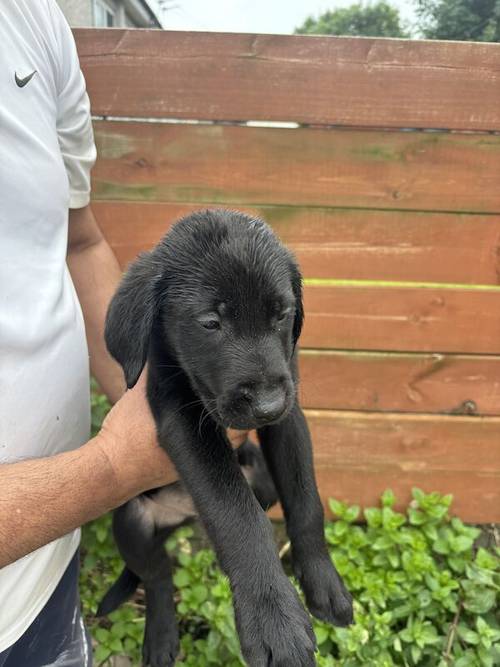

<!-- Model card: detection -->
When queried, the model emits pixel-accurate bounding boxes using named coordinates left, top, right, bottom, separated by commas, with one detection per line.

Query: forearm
left=0, top=437, right=126, bottom=568
left=67, top=205, right=125, bottom=403
left=0, top=431, right=177, bottom=569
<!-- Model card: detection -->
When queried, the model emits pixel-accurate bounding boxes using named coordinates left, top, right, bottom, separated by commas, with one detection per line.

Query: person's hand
left=96, top=372, right=174, bottom=495
left=95, top=372, right=251, bottom=497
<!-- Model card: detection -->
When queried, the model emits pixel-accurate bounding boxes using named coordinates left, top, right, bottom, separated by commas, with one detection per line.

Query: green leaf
left=373, top=535, right=393, bottom=551
left=412, top=488, right=426, bottom=503
left=314, top=625, right=330, bottom=645
left=173, top=569, right=191, bottom=588
left=381, top=506, right=405, bottom=531
left=328, top=498, right=346, bottom=518
left=408, top=508, right=426, bottom=525
left=344, top=505, right=361, bottom=523
left=475, top=547, right=499, bottom=571
left=478, top=648, right=494, bottom=667
left=448, top=556, right=466, bottom=573
left=411, top=644, right=422, bottom=663
left=457, top=624, right=480, bottom=645
left=463, top=585, right=497, bottom=614
left=451, top=535, right=474, bottom=553
left=83, top=553, right=97, bottom=569
left=465, top=563, right=497, bottom=587
left=455, top=654, right=479, bottom=667
left=381, top=489, right=395, bottom=508
left=95, top=627, right=109, bottom=643
left=476, top=616, right=498, bottom=641
left=333, top=520, right=348, bottom=537
left=433, top=538, right=450, bottom=555
left=96, top=526, right=107, bottom=543
left=421, top=624, right=440, bottom=645
left=94, top=644, right=112, bottom=664
left=109, top=637, right=123, bottom=653
left=178, top=552, right=192, bottom=567
left=423, top=523, right=438, bottom=541
left=387, top=549, right=400, bottom=569
left=192, top=583, right=209, bottom=604
left=110, top=621, right=127, bottom=639
left=123, top=637, right=137, bottom=652
left=364, top=507, right=382, bottom=528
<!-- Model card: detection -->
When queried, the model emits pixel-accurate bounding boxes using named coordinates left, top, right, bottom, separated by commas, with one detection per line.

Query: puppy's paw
left=296, top=556, right=353, bottom=628
left=142, top=625, right=179, bottom=667
left=235, top=575, right=316, bottom=667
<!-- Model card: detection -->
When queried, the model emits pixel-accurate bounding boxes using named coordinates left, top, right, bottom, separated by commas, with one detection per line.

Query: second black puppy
left=104, top=209, right=353, bottom=667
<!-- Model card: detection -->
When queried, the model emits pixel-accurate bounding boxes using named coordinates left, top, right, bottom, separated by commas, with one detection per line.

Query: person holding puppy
left=0, top=2, right=244, bottom=666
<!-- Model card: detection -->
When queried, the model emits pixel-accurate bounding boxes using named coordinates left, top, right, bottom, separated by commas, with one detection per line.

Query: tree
left=295, top=2, right=408, bottom=38
left=415, top=0, right=500, bottom=42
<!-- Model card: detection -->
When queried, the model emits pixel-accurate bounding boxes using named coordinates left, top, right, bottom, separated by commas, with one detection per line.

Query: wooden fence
left=75, top=29, right=500, bottom=522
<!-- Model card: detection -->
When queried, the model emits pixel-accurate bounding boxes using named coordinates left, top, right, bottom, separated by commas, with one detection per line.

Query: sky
left=151, top=0, right=418, bottom=35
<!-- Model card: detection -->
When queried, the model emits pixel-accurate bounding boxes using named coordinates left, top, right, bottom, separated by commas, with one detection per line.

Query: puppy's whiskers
left=169, top=398, right=205, bottom=420
left=197, top=399, right=219, bottom=438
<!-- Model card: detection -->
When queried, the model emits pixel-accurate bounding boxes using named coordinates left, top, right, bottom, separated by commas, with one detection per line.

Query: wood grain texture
left=303, top=410, right=500, bottom=523
left=298, top=350, right=500, bottom=415
left=75, top=29, right=500, bottom=131
left=92, top=201, right=500, bottom=284
left=302, top=284, right=500, bottom=354
left=91, top=121, right=500, bottom=214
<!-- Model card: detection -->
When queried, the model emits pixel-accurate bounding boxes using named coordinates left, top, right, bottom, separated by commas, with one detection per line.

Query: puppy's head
left=105, top=209, right=303, bottom=430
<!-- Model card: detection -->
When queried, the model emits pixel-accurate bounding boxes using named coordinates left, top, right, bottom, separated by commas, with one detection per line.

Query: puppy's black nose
left=252, top=391, right=287, bottom=423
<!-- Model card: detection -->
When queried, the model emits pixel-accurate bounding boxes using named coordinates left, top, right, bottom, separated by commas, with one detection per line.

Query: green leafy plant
left=82, top=390, right=500, bottom=666
left=319, top=491, right=499, bottom=667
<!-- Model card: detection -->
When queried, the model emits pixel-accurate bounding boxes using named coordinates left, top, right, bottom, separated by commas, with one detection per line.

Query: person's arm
left=0, top=375, right=176, bottom=569
left=67, top=204, right=125, bottom=403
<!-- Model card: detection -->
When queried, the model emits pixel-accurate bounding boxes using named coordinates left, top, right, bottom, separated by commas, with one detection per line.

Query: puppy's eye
left=277, top=309, right=291, bottom=322
left=203, top=320, right=220, bottom=330
left=199, top=315, right=221, bottom=331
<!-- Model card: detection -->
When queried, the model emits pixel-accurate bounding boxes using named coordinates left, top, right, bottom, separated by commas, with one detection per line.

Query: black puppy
left=99, top=209, right=353, bottom=667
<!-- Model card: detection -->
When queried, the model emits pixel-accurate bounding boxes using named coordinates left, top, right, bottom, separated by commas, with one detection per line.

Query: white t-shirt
left=0, top=0, right=96, bottom=650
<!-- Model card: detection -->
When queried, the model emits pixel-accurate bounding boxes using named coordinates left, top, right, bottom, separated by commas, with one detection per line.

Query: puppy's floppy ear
left=289, top=259, right=304, bottom=346
left=105, top=250, right=162, bottom=389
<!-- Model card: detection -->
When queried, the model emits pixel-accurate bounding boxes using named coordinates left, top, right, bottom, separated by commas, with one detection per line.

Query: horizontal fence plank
left=304, top=410, right=500, bottom=523
left=92, top=201, right=500, bottom=284
left=76, top=29, right=500, bottom=131
left=91, top=121, right=500, bottom=214
left=299, top=351, right=500, bottom=415
left=302, top=285, right=500, bottom=354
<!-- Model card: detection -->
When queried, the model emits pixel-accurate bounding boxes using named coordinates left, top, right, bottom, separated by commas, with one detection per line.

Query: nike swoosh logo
left=15, top=70, right=37, bottom=88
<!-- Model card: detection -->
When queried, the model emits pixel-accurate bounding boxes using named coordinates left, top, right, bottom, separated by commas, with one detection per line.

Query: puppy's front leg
left=157, top=402, right=316, bottom=667
left=259, top=402, right=353, bottom=627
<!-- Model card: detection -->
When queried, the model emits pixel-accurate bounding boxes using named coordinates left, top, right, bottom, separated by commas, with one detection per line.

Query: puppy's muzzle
left=251, top=388, right=287, bottom=423
left=220, top=377, right=293, bottom=429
